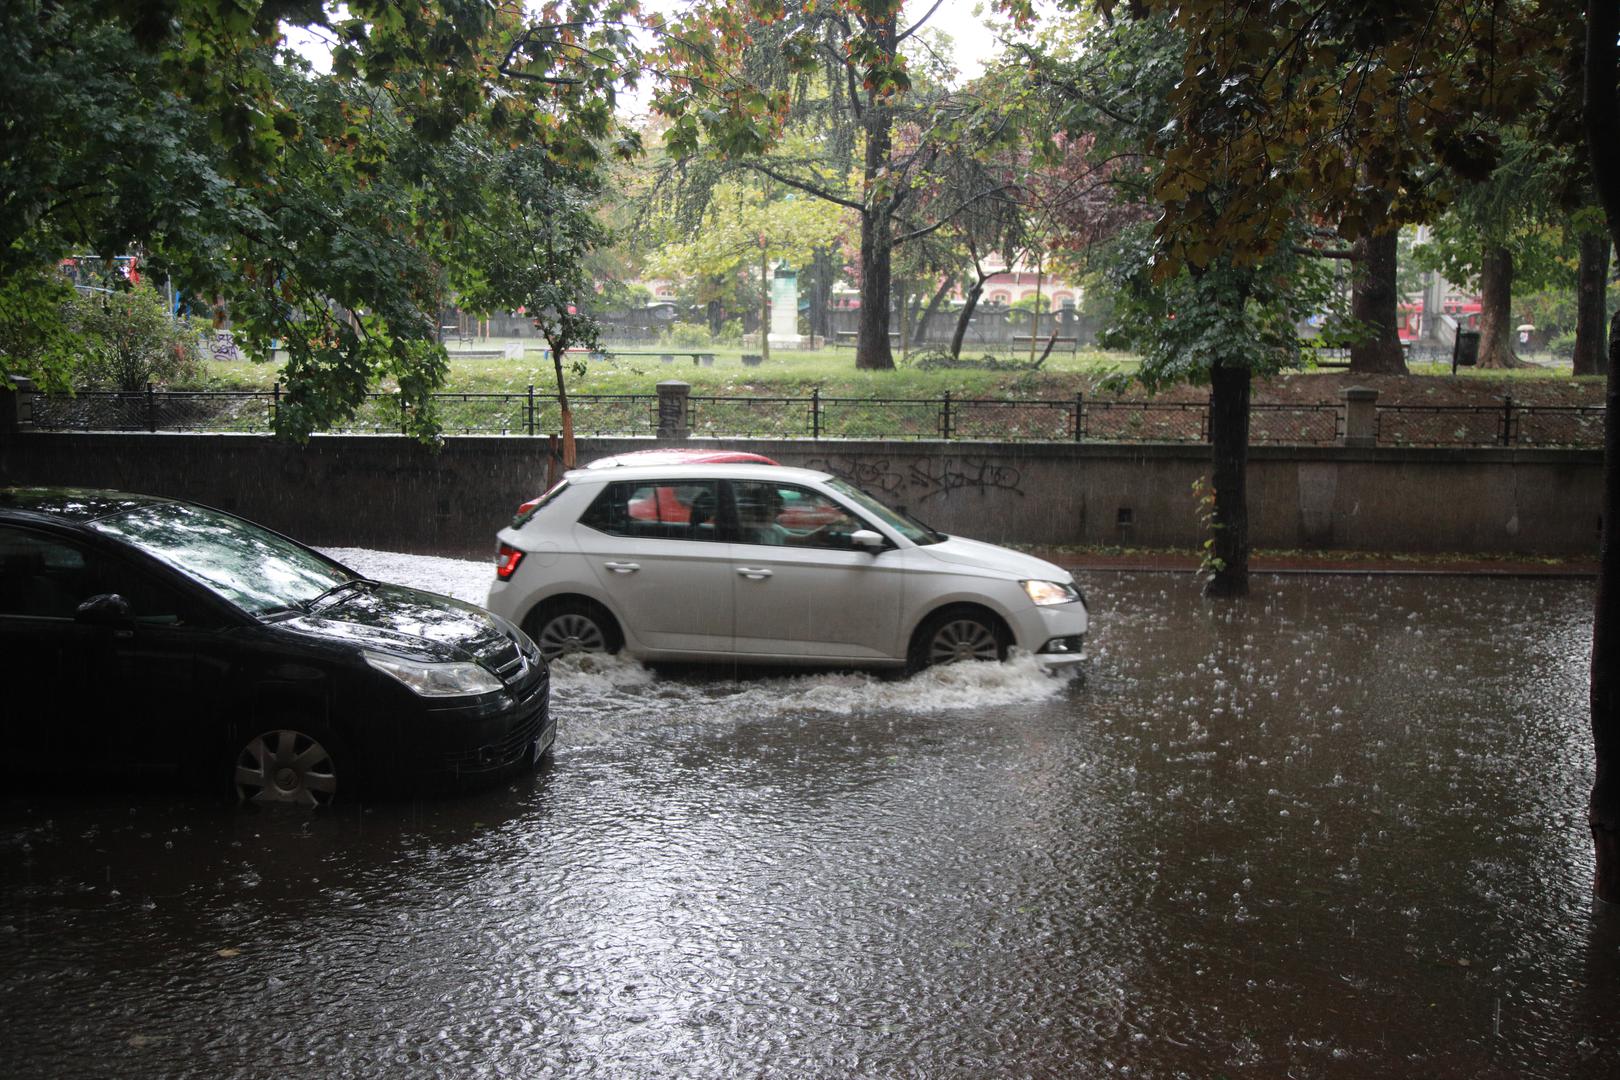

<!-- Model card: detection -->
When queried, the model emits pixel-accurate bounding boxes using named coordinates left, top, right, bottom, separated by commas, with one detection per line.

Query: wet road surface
left=3, top=571, right=1617, bottom=1078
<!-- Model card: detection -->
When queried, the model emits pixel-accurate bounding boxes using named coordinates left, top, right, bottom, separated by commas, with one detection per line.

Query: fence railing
left=17, top=385, right=1604, bottom=449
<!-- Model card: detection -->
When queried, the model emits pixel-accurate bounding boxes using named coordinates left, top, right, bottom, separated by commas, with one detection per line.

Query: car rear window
left=579, top=480, right=721, bottom=543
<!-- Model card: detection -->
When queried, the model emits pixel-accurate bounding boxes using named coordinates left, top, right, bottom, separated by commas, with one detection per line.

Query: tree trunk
left=950, top=275, right=987, bottom=359
left=1205, top=359, right=1251, bottom=598
left=759, top=247, right=771, bottom=363
left=551, top=344, right=575, bottom=468
left=1574, top=229, right=1611, bottom=377
left=854, top=41, right=897, bottom=372
left=1475, top=244, right=1526, bottom=369
left=915, top=275, right=954, bottom=346
left=1583, top=0, right=1620, bottom=905
left=1596, top=310, right=1620, bottom=903
left=855, top=205, right=896, bottom=370
left=809, top=248, right=836, bottom=341
left=1348, top=229, right=1409, bottom=374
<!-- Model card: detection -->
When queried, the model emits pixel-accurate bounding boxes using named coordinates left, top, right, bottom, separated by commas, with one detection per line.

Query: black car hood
left=277, top=584, right=513, bottom=666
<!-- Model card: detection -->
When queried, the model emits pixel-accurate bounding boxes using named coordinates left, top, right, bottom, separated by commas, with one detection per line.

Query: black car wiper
left=305, top=577, right=378, bottom=610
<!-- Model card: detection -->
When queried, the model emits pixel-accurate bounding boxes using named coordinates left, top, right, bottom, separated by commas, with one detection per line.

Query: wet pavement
left=3, top=572, right=1618, bottom=1078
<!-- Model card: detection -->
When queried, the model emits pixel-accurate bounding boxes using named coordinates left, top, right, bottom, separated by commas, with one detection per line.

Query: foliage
left=664, top=322, right=716, bottom=348
left=0, top=0, right=642, bottom=440
left=0, top=269, right=85, bottom=395
left=69, top=282, right=204, bottom=392
left=1190, top=476, right=1226, bottom=583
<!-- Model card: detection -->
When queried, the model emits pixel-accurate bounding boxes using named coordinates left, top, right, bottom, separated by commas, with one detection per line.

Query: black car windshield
left=90, top=502, right=355, bottom=616
left=824, top=478, right=945, bottom=545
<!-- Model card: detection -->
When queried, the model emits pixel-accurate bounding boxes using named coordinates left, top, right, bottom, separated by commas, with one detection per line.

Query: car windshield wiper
left=305, top=577, right=378, bottom=611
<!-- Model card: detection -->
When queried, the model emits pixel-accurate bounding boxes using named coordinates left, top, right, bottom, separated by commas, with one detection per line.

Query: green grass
left=186, top=339, right=1595, bottom=400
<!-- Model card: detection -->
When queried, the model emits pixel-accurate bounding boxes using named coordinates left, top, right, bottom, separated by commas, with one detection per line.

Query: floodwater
left=3, top=572, right=1617, bottom=1079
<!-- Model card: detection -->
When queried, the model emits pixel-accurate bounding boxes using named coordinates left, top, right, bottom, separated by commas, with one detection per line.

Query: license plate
left=531, top=718, right=557, bottom=763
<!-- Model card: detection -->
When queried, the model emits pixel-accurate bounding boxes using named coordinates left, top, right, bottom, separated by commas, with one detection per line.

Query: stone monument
left=768, top=263, right=805, bottom=349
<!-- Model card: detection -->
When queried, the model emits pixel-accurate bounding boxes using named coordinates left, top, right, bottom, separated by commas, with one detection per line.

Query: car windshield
left=89, top=502, right=356, bottom=616
left=825, top=478, right=945, bottom=545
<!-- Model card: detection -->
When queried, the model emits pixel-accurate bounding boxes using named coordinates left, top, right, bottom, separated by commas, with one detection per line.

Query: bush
left=1546, top=331, right=1577, bottom=359
left=70, top=282, right=204, bottom=391
left=663, top=321, right=712, bottom=348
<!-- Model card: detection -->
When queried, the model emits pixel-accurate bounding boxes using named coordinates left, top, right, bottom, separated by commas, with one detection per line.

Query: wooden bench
left=593, top=350, right=717, bottom=365
left=832, top=331, right=900, bottom=348
left=1011, top=335, right=1079, bottom=354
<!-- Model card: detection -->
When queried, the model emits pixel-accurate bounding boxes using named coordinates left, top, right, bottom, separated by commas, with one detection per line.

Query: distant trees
left=653, top=0, right=1023, bottom=370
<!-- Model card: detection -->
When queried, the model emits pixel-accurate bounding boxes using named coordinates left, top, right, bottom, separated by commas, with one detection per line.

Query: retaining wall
left=0, top=432, right=1601, bottom=559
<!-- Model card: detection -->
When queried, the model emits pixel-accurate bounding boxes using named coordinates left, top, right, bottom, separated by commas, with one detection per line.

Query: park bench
left=1011, top=334, right=1079, bottom=355
left=833, top=331, right=900, bottom=348
left=591, top=349, right=717, bottom=366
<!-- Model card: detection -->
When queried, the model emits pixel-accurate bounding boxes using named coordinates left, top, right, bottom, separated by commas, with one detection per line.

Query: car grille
left=445, top=692, right=549, bottom=771
left=475, top=629, right=542, bottom=688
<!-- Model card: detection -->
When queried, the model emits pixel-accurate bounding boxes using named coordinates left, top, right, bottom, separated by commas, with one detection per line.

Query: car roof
left=583, top=448, right=781, bottom=469
left=0, top=486, right=178, bottom=524
left=564, top=462, right=834, bottom=485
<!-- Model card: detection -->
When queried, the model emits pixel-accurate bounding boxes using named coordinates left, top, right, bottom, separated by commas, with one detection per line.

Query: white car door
left=728, top=480, right=905, bottom=660
left=578, top=479, right=735, bottom=654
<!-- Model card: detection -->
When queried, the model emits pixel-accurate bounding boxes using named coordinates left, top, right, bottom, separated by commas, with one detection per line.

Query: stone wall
left=0, top=431, right=1601, bottom=559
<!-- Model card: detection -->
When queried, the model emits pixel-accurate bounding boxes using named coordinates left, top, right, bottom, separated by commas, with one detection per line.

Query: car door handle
left=603, top=561, right=641, bottom=573
left=737, top=567, right=773, bottom=579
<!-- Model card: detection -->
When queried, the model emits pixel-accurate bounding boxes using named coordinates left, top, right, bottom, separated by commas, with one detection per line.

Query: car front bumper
left=1011, top=602, right=1089, bottom=670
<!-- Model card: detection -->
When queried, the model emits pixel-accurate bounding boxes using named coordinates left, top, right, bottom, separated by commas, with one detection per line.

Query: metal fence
left=21, top=385, right=1604, bottom=449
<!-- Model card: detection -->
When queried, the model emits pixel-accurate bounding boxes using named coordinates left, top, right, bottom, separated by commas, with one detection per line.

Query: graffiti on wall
left=806, top=456, right=1024, bottom=501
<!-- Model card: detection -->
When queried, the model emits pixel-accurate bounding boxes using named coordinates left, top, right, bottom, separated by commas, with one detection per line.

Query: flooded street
left=3, top=571, right=1617, bottom=1078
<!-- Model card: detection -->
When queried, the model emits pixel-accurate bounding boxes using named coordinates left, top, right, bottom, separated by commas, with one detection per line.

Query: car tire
left=526, top=598, right=623, bottom=661
left=907, top=606, right=1009, bottom=674
left=232, top=722, right=344, bottom=809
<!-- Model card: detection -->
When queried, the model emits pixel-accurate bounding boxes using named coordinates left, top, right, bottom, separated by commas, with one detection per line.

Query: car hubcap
left=929, top=619, right=999, bottom=665
left=538, top=613, right=606, bottom=659
left=235, top=730, right=337, bottom=808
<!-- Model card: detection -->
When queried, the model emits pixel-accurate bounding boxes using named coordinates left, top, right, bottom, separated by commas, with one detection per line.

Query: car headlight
left=1021, top=579, right=1081, bottom=606
left=364, top=651, right=504, bottom=697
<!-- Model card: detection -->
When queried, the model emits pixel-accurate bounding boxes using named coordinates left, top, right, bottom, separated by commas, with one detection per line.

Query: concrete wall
left=0, top=432, right=1602, bottom=559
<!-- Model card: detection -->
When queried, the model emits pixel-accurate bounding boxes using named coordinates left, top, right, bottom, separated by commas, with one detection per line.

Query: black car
left=0, top=488, right=552, bottom=806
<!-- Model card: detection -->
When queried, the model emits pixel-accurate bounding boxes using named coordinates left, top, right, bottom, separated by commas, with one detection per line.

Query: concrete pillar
left=656, top=380, right=691, bottom=439
left=768, top=265, right=801, bottom=349
left=1, top=376, right=37, bottom=437
left=1341, top=386, right=1378, bottom=447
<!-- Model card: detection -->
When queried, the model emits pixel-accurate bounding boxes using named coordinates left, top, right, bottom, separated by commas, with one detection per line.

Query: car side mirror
left=848, top=529, right=886, bottom=552
left=76, top=593, right=134, bottom=626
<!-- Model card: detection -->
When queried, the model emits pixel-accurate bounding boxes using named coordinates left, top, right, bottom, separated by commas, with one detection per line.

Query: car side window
left=731, top=483, right=864, bottom=550
left=0, top=526, right=204, bottom=624
left=579, top=480, right=723, bottom=543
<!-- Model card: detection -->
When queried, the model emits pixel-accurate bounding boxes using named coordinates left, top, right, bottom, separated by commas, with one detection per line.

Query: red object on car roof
left=582, top=448, right=780, bottom=469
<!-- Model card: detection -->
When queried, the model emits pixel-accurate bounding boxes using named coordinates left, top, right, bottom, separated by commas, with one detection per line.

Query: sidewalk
left=1029, top=547, right=1600, bottom=578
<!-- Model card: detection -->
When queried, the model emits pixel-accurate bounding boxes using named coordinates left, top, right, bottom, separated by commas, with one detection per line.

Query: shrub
left=70, top=282, right=204, bottom=391
left=663, top=321, right=712, bottom=348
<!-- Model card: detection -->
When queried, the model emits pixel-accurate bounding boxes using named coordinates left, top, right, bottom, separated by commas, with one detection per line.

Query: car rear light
left=495, top=543, right=525, bottom=581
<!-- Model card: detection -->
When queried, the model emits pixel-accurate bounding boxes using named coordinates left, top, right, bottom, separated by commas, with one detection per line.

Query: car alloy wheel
left=530, top=599, right=620, bottom=660
left=234, top=728, right=338, bottom=808
left=929, top=617, right=1002, bottom=664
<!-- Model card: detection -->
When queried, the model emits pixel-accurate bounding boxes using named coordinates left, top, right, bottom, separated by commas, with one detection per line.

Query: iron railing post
left=942, top=390, right=953, bottom=439
left=1501, top=394, right=1514, bottom=446
left=146, top=382, right=156, bottom=432
left=812, top=388, right=821, bottom=438
left=271, top=382, right=280, bottom=432
left=1075, top=391, right=1084, bottom=442
left=527, top=384, right=535, bottom=437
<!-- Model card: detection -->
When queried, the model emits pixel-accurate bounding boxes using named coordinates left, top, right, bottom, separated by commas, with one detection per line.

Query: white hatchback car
left=487, top=463, right=1088, bottom=672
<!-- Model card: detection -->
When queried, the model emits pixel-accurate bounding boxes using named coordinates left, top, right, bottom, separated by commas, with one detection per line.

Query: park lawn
left=186, top=340, right=1598, bottom=402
